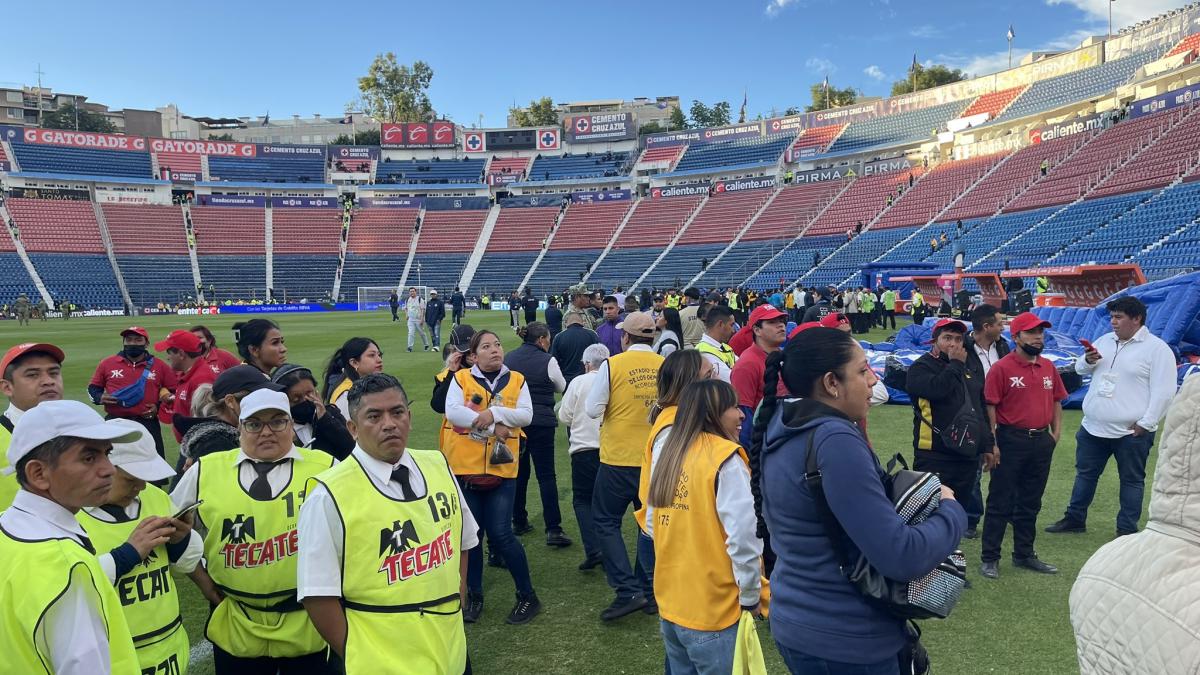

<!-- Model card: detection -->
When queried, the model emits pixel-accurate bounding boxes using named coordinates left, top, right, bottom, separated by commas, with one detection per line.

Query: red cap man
left=121, top=327, right=149, bottom=341
left=1008, top=312, right=1051, bottom=335
left=820, top=312, right=851, bottom=332
left=730, top=304, right=788, bottom=356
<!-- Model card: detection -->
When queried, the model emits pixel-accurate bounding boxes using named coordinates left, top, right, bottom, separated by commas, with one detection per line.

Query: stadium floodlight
left=356, top=286, right=432, bottom=312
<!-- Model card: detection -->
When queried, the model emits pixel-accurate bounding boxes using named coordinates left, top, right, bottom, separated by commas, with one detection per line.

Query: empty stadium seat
left=102, top=203, right=193, bottom=306
left=827, top=101, right=969, bottom=154
left=673, top=134, right=793, bottom=173
left=340, top=207, right=417, bottom=292
left=528, top=152, right=629, bottom=181
left=471, top=205, right=560, bottom=293
left=10, top=144, right=153, bottom=179
left=992, top=50, right=1164, bottom=124
left=208, top=153, right=325, bottom=183
left=272, top=207, right=342, bottom=299
left=375, top=158, right=485, bottom=184
left=959, top=86, right=1027, bottom=120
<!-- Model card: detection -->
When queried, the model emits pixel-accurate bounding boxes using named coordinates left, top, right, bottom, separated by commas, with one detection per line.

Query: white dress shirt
left=585, top=343, right=656, bottom=419
left=4, top=402, right=26, bottom=424
left=86, top=495, right=204, bottom=581
left=642, top=428, right=763, bottom=606
left=699, top=334, right=734, bottom=383
left=557, top=371, right=602, bottom=454
left=973, top=340, right=1000, bottom=378
left=297, top=446, right=479, bottom=600
left=0, top=491, right=115, bottom=675
left=1075, top=326, right=1178, bottom=438
left=546, top=357, right=567, bottom=393
left=171, top=446, right=311, bottom=534
left=444, top=365, right=533, bottom=434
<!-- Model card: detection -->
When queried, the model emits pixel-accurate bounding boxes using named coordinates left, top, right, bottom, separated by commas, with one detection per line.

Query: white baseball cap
left=5, top=400, right=144, bottom=475
left=106, top=419, right=175, bottom=482
left=238, top=389, right=291, bottom=421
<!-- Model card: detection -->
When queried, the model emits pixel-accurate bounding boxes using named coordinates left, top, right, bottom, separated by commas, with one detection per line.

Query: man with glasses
left=172, top=389, right=336, bottom=673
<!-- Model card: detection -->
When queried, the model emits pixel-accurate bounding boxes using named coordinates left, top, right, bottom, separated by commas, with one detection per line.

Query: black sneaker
left=463, top=592, right=483, bottom=623
left=963, top=526, right=978, bottom=539
left=578, top=554, right=603, bottom=571
left=487, top=549, right=506, bottom=569
left=1116, top=529, right=1138, bottom=537
left=642, top=597, right=658, bottom=615
left=506, top=592, right=541, bottom=625
left=980, top=561, right=999, bottom=579
left=600, top=594, right=647, bottom=621
left=512, top=522, right=534, bottom=536
left=1045, top=518, right=1087, bottom=534
left=1012, top=556, right=1058, bottom=574
left=546, top=530, right=572, bottom=548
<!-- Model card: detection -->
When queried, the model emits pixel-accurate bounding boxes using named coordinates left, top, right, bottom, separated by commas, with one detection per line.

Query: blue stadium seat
left=208, top=155, right=325, bottom=183
left=273, top=255, right=337, bottom=299
left=992, top=50, right=1164, bottom=125
left=673, top=134, right=794, bottom=173
left=29, top=253, right=123, bottom=308
left=118, top=255, right=194, bottom=306
left=11, top=144, right=153, bottom=179
left=470, top=252, right=541, bottom=295
left=375, top=158, right=485, bottom=184
left=828, top=101, right=969, bottom=154
left=525, top=249, right=604, bottom=295
left=527, top=152, right=629, bottom=181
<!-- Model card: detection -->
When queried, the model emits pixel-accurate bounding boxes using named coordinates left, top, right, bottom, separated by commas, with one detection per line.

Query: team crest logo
left=142, top=549, right=158, bottom=568
left=219, top=513, right=298, bottom=568
left=221, top=515, right=255, bottom=544
left=380, top=519, right=421, bottom=557
left=378, top=519, right=454, bottom=585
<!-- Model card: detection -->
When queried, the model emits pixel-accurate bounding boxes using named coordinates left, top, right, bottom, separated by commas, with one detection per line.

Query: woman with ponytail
left=645, top=379, right=762, bottom=674
left=232, top=319, right=287, bottom=375
left=751, top=327, right=964, bottom=674
left=321, top=337, right=383, bottom=418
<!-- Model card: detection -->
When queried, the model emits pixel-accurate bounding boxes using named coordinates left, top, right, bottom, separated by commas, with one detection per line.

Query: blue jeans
left=458, top=478, right=534, bottom=596
left=660, top=619, right=738, bottom=675
left=776, top=643, right=899, bottom=675
left=1065, top=427, right=1155, bottom=533
left=427, top=321, right=441, bottom=348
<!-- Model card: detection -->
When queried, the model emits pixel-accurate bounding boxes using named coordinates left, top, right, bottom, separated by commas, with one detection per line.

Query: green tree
left=509, top=96, right=558, bottom=127
left=40, top=103, right=116, bottom=133
left=690, top=100, right=732, bottom=128
left=668, top=105, right=688, bottom=129
left=638, top=121, right=664, bottom=135
left=805, top=84, right=858, bottom=112
left=891, top=63, right=967, bottom=95
left=355, top=53, right=435, bottom=123
left=330, top=129, right=381, bottom=146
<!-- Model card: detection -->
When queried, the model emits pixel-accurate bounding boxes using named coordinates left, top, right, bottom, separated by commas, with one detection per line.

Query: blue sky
left=0, top=0, right=1189, bottom=127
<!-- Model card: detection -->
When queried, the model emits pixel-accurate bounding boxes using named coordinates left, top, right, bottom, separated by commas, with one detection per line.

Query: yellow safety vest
left=696, top=340, right=737, bottom=369
left=441, top=369, right=526, bottom=479
left=634, top=406, right=677, bottom=531
left=0, top=525, right=140, bottom=674
left=654, top=432, right=751, bottom=632
left=308, top=450, right=466, bottom=674
left=78, top=485, right=189, bottom=675
left=329, top=377, right=353, bottom=410
left=599, top=350, right=665, bottom=467
left=0, top=418, right=15, bottom=510
left=666, top=295, right=681, bottom=309
left=196, top=447, right=333, bottom=658
left=912, top=292, right=924, bottom=308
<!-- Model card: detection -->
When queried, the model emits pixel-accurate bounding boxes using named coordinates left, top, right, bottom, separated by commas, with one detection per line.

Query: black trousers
left=883, top=309, right=896, bottom=329
left=213, top=644, right=337, bottom=674
left=913, top=452, right=977, bottom=516
left=981, top=425, right=1056, bottom=563
left=106, top=413, right=165, bottom=459
left=513, top=425, right=563, bottom=533
left=571, top=448, right=601, bottom=559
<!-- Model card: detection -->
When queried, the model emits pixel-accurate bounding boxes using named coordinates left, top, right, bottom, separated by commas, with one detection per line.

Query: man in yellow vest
left=911, top=289, right=925, bottom=323
left=79, top=420, right=199, bottom=675
left=0, top=400, right=144, bottom=674
left=585, top=311, right=665, bottom=621
left=0, top=342, right=65, bottom=510
left=696, top=305, right=738, bottom=383
left=299, top=373, right=479, bottom=674
left=172, top=388, right=336, bottom=673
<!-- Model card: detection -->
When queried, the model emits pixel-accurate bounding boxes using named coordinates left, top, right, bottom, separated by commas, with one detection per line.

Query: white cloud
left=938, top=28, right=1096, bottom=77
left=764, top=0, right=800, bottom=17
left=909, top=24, right=942, bottom=39
left=805, top=57, right=837, bottom=74
left=1046, top=0, right=1193, bottom=30
left=864, top=65, right=887, bottom=81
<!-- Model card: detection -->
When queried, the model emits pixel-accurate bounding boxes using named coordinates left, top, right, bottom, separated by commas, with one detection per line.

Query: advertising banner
left=1105, top=7, right=1200, bottom=61
left=462, top=130, right=487, bottom=153
left=499, top=194, right=567, bottom=208
left=149, top=138, right=256, bottom=157
left=488, top=172, right=520, bottom=186
left=259, top=144, right=324, bottom=157
left=792, top=166, right=857, bottom=184
left=713, top=176, right=776, bottom=194
left=565, top=113, right=636, bottom=143
left=1130, top=82, right=1200, bottom=118
left=700, top=122, right=764, bottom=143
left=327, top=145, right=380, bottom=161
left=269, top=196, right=338, bottom=208
left=764, top=115, right=807, bottom=135
left=423, top=196, right=490, bottom=211
left=196, top=194, right=266, bottom=207
left=952, top=133, right=1027, bottom=161
left=10, top=186, right=91, bottom=201
left=1028, top=113, right=1107, bottom=144
left=860, top=156, right=915, bottom=176
left=94, top=191, right=158, bottom=205
left=358, top=196, right=423, bottom=208
left=381, top=121, right=457, bottom=148
left=650, top=182, right=709, bottom=198
left=536, top=127, right=561, bottom=150
left=22, top=128, right=146, bottom=152
left=571, top=189, right=631, bottom=203
left=162, top=169, right=200, bottom=182
left=644, top=129, right=701, bottom=147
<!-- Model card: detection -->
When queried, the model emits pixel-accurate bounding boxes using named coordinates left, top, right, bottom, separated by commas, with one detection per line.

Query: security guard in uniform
left=695, top=305, right=738, bottom=383
left=79, top=420, right=200, bottom=675
left=0, top=400, right=143, bottom=674
left=0, top=342, right=65, bottom=510
left=172, top=388, right=336, bottom=673
left=300, top=373, right=480, bottom=674
left=563, top=283, right=599, bottom=331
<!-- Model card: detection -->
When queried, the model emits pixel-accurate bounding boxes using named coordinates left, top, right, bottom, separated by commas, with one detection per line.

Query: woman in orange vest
left=442, top=330, right=542, bottom=626
left=645, top=379, right=764, bottom=674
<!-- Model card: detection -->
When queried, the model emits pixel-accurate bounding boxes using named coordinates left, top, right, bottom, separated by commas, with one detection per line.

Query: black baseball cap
left=213, top=365, right=284, bottom=399
left=450, top=324, right=476, bottom=353
left=270, top=364, right=316, bottom=387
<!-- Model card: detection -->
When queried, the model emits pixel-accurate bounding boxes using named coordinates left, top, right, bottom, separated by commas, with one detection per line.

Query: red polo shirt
left=203, top=347, right=242, bottom=375
left=90, top=354, right=177, bottom=418
left=731, top=343, right=787, bottom=410
left=984, top=352, right=1067, bottom=430
left=169, top=358, right=218, bottom=440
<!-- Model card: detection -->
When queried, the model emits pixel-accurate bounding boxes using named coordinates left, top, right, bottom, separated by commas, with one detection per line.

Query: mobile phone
left=172, top=500, right=203, bottom=520
left=1079, top=339, right=1096, bottom=352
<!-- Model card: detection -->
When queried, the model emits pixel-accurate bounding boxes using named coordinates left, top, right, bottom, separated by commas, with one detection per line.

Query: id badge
left=1096, top=372, right=1117, bottom=398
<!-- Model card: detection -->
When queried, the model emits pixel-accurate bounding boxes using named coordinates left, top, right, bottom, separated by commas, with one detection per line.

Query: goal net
left=356, top=286, right=432, bottom=312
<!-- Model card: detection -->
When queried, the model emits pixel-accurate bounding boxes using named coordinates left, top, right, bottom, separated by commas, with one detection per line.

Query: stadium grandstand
left=3, top=6, right=1200, bottom=316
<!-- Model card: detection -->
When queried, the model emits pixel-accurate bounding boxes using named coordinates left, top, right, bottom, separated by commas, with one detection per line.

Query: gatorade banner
left=651, top=182, right=709, bottom=199
left=269, top=196, right=338, bottom=208
left=149, top=138, right=256, bottom=157
left=565, top=113, right=636, bottom=143
left=358, top=196, right=423, bottom=208
left=571, top=189, right=631, bottom=203
left=22, top=128, right=146, bottom=152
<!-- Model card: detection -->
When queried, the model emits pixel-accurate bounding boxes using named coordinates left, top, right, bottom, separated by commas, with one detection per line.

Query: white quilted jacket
left=1070, top=372, right=1200, bottom=675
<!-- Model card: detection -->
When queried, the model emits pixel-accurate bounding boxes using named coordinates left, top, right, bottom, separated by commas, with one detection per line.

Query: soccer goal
left=356, top=286, right=432, bottom=312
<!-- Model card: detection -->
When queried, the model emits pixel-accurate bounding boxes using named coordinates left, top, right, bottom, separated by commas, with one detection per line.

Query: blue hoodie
left=761, top=398, right=965, bottom=664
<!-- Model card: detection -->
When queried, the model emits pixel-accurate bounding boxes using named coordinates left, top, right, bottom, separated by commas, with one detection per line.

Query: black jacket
left=550, top=324, right=599, bottom=386
left=905, top=353, right=984, bottom=460
left=964, top=333, right=1009, bottom=454
left=425, top=298, right=446, bottom=325
left=505, top=343, right=557, bottom=428
left=293, top=404, right=355, bottom=460
left=545, top=305, right=563, bottom=336
left=450, top=292, right=465, bottom=311
left=802, top=301, right=832, bottom=323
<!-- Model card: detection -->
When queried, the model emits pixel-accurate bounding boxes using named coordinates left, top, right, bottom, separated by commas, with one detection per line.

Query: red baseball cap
left=0, top=343, right=65, bottom=375
left=820, top=313, right=850, bottom=329
left=788, top=321, right=822, bottom=339
left=931, top=318, right=968, bottom=337
left=120, top=326, right=149, bottom=340
left=747, top=304, right=787, bottom=326
left=1009, top=312, right=1051, bottom=335
left=154, top=329, right=202, bottom=353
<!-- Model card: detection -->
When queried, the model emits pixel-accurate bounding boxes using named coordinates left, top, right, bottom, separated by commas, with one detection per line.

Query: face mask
left=123, top=345, right=147, bottom=359
left=290, top=401, right=316, bottom=423
left=1019, top=343, right=1043, bottom=357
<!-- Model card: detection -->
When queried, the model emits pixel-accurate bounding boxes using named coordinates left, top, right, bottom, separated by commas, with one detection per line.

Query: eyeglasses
left=242, top=416, right=290, bottom=433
